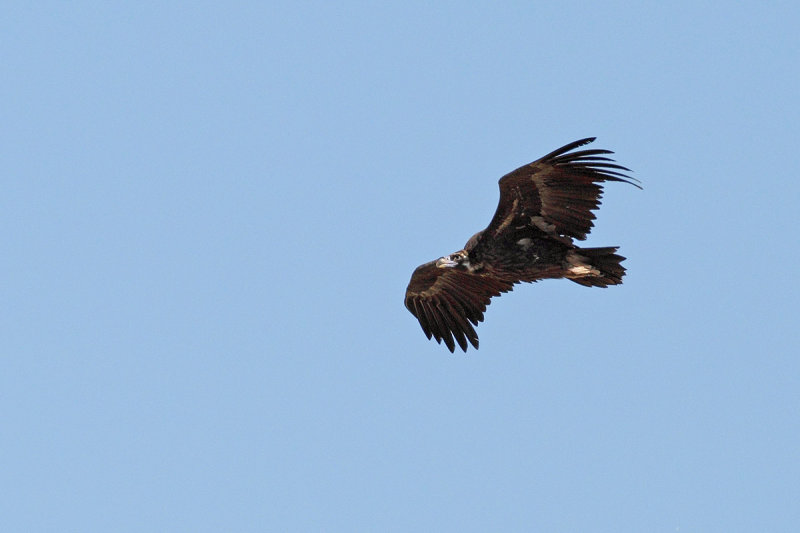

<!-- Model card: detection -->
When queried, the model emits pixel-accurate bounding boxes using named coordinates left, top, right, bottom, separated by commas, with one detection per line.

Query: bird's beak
left=436, top=257, right=458, bottom=268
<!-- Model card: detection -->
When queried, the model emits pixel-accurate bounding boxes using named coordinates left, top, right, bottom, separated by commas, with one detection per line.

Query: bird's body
left=404, top=138, right=639, bottom=352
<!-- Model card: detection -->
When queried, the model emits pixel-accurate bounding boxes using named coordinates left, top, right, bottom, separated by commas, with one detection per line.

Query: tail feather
left=566, top=247, right=626, bottom=288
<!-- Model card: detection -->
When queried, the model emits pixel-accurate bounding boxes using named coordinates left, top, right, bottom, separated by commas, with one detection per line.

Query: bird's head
left=436, top=250, right=468, bottom=268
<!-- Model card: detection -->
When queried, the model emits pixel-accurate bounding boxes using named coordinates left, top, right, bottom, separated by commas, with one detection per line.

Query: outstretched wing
left=482, top=137, right=640, bottom=242
left=404, top=261, right=514, bottom=352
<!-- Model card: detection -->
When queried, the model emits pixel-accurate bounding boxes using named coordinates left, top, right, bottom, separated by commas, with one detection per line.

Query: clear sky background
left=2, top=2, right=799, bottom=532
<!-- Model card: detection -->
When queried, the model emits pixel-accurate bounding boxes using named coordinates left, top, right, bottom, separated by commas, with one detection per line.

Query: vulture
left=404, top=137, right=640, bottom=352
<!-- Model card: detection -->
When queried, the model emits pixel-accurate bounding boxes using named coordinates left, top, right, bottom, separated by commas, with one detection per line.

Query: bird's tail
left=565, top=247, right=626, bottom=287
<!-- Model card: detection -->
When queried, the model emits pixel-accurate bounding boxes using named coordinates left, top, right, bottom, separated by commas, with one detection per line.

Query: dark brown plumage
left=404, top=137, right=640, bottom=352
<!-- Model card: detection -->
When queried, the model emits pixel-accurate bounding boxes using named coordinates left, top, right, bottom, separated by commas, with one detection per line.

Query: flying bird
left=404, top=137, right=640, bottom=352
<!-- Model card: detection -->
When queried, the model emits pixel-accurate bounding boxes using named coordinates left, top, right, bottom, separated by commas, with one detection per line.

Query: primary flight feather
left=404, top=137, right=640, bottom=353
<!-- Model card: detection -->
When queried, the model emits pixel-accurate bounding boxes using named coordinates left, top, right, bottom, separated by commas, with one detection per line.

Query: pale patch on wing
left=465, top=259, right=485, bottom=273
left=568, top=265, right=599, bottom=275
left=516, top=238, right=533, bottom=250
left=492, top=198, right=519, bottom=236
left=530, top=215, right=557, bottom=235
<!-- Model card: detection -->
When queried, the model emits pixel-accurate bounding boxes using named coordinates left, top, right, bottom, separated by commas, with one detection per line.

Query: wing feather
left=421, top=302, right=445, bottom=343
left=435, top=298, right=465, bottom=352
left=444, top=299, right=479, bottom=347
left=411, top=299, right=433, bottom=340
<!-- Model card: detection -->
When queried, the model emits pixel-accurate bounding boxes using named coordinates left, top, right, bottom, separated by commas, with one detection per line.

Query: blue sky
left=2, top=2, right=799, bottom=531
